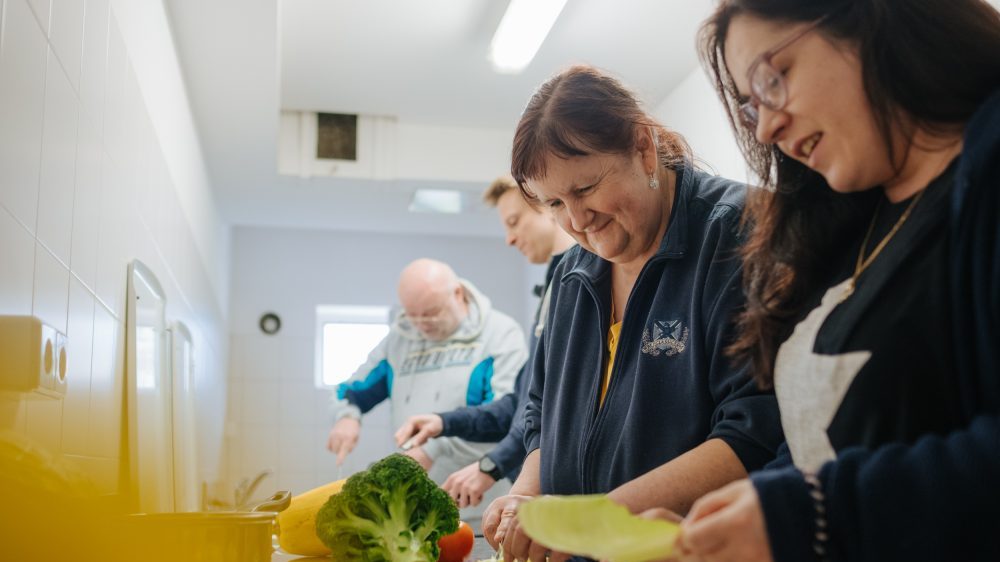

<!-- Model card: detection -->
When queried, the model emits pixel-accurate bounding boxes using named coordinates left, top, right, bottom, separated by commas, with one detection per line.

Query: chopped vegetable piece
left=517, top=495, right=680, bottom=562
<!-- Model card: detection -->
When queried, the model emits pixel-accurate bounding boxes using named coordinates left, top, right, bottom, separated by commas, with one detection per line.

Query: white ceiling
left=165, top=0, right=716, bottom=237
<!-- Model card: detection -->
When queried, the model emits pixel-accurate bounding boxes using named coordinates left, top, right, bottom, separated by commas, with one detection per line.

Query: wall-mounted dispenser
left=0, top=316, right=68, bottom=398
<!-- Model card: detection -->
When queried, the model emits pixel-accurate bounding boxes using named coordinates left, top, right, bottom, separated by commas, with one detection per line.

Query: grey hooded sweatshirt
left=331, top=279, right=527, bottom=514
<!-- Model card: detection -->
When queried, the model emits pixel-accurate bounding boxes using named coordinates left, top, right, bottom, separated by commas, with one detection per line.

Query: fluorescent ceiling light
left=409, top=189, right=464, bottom=214
left=488, top=0, right=568, bottom=74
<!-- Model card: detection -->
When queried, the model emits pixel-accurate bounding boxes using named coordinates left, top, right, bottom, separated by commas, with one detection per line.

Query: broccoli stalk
left=315, top=454, right=460, bottom=561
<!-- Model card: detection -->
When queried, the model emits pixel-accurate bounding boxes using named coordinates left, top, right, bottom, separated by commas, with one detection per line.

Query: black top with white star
left=810, top=160, right=965, bottom=453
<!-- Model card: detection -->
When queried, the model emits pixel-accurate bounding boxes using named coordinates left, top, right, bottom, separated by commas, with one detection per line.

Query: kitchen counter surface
left=271, top=535, right=498, bottom=561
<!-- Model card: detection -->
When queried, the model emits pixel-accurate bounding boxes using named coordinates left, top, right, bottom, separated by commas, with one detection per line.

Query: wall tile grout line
left=0, top=0, right=6, bottom=58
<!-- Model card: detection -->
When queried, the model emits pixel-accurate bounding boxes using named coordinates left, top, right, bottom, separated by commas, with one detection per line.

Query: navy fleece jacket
left=524, top=166, right=783, bottom=495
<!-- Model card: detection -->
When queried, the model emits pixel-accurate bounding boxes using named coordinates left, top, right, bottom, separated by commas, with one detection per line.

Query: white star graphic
left=774, top=279, right=872, bottom=472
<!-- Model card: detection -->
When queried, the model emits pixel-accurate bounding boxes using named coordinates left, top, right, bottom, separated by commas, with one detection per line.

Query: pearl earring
left=649, top=174, right=659, bottom=190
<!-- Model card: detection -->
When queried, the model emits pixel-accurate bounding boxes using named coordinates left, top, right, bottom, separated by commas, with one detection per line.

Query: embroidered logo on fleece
left=641, top=319, right=689, bottom=357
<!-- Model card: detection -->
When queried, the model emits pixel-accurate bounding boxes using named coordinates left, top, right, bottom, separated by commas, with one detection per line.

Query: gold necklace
left=840, top=188, right=926, bottom=302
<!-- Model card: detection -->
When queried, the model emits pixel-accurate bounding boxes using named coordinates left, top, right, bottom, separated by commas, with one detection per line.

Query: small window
left=315, top=305, right=391, bottom=388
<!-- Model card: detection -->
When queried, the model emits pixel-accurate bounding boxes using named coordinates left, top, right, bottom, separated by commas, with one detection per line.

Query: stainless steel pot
left=112, top=491, right=291, bottom=562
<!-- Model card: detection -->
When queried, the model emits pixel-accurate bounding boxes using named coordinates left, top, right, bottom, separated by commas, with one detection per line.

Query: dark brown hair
left=511, top=65, right=692, bottom=199
left=699, top=0, right=1000, bottom=386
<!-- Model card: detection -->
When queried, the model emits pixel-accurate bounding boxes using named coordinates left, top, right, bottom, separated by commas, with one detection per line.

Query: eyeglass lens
left=738, top=16, right=828, bottom=128
left=752, top=64, right=786, bottom=111
left=741, top=63, right=787, bottom=127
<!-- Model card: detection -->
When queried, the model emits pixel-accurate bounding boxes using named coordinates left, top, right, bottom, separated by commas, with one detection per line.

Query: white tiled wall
left=0, top=0, right=228, bottom=500
left=61, top=276, right=94, bottom=457
left=0, top=0, right=47, bottom=233
left=0, top=208, right=37, bottom=315
left=37, top=48, right=79, bottom=264
left=224, top=226, right=535, bottom=498
left=49, top=0, right=85, bottom=92
left=225, top=335, right=397, bottom=498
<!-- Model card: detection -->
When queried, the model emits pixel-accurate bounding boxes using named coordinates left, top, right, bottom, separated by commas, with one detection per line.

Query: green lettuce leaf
left=517, top=495, right=680, bottom=562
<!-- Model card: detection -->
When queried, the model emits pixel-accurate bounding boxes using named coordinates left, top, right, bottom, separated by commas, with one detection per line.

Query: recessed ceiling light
left=409, top=189, right=464, bottom=214
left=488, top=0, right=569, bottom=74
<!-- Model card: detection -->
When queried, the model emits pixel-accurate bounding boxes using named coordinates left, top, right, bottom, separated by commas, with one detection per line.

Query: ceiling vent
left=278, top=110, right=397, bottom=179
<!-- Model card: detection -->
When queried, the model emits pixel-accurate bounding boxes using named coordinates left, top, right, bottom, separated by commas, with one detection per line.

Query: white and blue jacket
left=332, top=279, right=527, bottom=487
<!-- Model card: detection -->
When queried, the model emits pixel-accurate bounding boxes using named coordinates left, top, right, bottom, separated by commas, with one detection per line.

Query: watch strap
left=479, top=455, right=504, bottom=480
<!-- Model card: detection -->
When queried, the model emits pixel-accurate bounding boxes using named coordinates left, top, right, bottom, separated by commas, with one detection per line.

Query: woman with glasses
left=480, top=65, right=784, bottom=562
left=657, top=1, right=1000, bottom=561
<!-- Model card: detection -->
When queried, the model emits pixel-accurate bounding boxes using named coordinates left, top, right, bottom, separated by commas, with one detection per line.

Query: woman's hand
left=481, top=495, right=571, bottom=562
left=677, top=479, right=773, bottom=562
left=481, top=495, right=529, bottom=551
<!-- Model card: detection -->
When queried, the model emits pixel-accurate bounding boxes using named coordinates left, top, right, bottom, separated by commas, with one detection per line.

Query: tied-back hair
left=511, top=65, right=692, bottom=200
left=699, top=0, right=1000, bottom=386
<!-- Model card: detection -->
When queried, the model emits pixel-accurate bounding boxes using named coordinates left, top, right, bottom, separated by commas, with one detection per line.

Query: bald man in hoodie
left=327, top=258, right=528, bottom=518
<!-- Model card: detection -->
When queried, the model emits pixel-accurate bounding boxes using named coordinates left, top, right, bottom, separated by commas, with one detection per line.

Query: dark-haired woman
left=668, top=1, right=1000, bottom=561
left=480, top=65, right=783, bottom=562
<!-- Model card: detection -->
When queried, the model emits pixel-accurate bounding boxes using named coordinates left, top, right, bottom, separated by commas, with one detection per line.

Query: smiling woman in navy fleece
left=666, top=1, right=1000, bottom=561
left=480, top=65, right=784, bottom=562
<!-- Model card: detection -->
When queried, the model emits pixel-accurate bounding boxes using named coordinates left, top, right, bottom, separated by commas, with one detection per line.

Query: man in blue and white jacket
left=393, top=176, right=577, bottom=508
left=327, top=258, right=527, bottom=517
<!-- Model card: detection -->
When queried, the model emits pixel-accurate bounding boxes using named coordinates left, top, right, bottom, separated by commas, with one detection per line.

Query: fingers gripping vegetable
left=315, top=454, right=460, bottom=561
left=517, top=495, right=680, bottom=562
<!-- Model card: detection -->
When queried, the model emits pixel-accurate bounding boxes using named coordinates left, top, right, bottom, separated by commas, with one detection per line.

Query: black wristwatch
left=478, top=455, right=504, bottom=481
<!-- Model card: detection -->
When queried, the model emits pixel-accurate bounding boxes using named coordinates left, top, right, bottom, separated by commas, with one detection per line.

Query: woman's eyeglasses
left=739, top=17, right=827, bottom=128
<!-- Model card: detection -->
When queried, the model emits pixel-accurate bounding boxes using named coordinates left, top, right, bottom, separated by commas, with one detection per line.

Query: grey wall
left=224, top=225, right=537, bottom=495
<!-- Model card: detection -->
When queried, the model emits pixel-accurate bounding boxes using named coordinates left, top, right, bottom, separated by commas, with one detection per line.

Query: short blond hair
left=482, top=175, right=520, bottom=207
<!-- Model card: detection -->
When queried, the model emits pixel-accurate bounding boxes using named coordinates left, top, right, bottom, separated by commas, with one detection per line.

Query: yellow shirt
left=600, top=320, right=623, bottom=406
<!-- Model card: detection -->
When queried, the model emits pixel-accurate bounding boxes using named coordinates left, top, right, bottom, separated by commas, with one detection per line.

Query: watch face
left=479, top=456, right=496, bottom=472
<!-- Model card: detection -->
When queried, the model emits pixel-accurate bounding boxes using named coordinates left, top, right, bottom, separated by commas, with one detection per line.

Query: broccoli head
left=315, top=453, right=460, bottom=561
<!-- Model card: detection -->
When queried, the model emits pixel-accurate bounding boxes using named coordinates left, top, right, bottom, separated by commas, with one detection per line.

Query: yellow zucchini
left=276, top=478, right=346, bottom=556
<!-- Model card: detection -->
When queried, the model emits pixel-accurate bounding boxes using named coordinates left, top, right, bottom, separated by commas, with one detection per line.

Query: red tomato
left=438, top=521, right=475, bottom=562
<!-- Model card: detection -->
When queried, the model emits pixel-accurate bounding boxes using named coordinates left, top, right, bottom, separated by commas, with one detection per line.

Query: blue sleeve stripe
left=336, top=359, right=393, bottom=413
left=466, top=357, right=496, bottom=406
